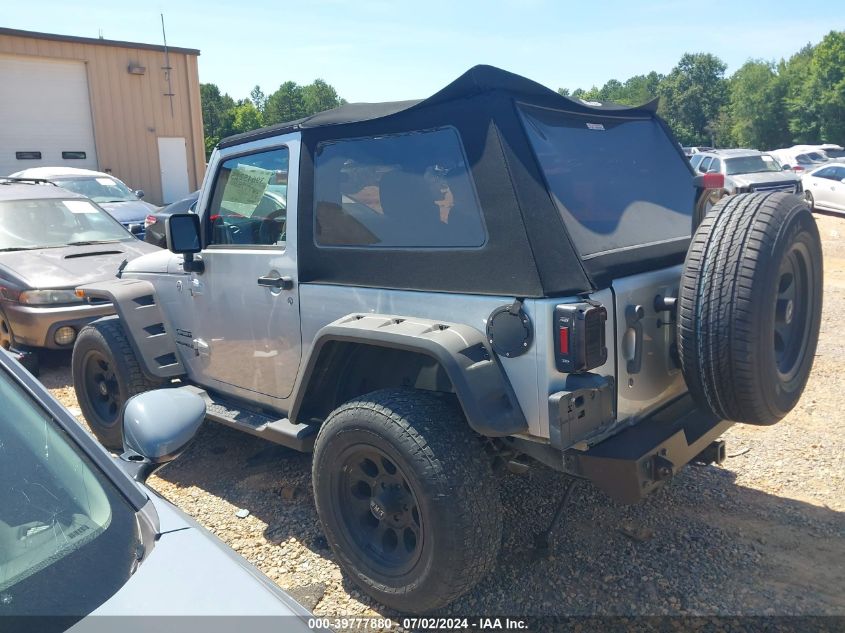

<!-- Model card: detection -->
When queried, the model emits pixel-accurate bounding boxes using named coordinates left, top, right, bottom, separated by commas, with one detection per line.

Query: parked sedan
left=8, top=166, right=158, bottom=239
left=802, top=162, right=845, bottom=214
left=0, top=182, right=159, bottom=370
left=144, top=190, right=199, bottom=248
left=0, top=348, right=312, bottom=631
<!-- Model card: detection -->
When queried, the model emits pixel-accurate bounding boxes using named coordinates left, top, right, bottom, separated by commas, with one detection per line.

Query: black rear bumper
left=564, top=394, right=732, bottom=503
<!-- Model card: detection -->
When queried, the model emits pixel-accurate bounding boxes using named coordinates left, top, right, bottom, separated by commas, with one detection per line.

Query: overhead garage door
left=0, top=55, right=98, bottom=177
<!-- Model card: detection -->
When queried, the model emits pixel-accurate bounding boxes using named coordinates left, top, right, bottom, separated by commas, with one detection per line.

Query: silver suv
left=690, top=148, right=802, bottom=194
left=69, top=65, right=823, bottom=614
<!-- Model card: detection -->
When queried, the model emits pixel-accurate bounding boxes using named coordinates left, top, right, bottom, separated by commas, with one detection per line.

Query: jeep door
left=188, top=138, right=301, bottom=404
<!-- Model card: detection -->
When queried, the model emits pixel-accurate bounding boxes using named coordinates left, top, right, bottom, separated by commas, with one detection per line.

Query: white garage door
left=0, top=55, right=98, bottom=177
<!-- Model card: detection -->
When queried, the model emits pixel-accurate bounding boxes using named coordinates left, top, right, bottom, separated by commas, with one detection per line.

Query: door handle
left=257, top=275, right=294, bottom=290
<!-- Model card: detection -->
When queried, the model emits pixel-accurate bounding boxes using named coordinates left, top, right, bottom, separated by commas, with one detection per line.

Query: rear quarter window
left=314, top=127, right=486, bottom=248
left=519, top=104, right=695, bottom=257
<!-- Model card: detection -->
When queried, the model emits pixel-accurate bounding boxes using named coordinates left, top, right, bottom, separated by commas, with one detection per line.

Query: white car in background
left=793, top=144, right=845, bottom=161
left=771, top=148, right=829, bottom=174
left=8, top=167, right=157, bottom=238
left=802, top=162, right=845, bottom=213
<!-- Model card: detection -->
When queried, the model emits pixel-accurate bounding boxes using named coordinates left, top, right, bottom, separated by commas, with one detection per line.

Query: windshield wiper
left=0, top=245, right=61, bottom=252
left=66, top=240, right=122, bottom=246
left=102, top=199, right=133, bottom=203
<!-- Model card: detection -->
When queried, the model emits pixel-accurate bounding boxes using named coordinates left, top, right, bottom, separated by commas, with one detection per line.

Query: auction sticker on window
left=223, top=165, right=273, bottom=216
left=95, top=178, right=116, bottom=186
left=63, top=200, right=98, bottom=214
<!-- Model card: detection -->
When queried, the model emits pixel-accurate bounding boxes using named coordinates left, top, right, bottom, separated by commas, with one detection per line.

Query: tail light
left=554, top=303, right=608, bottom=373
left=700, top=172, right=724, bottom=189
left=144, top=214, right=157, bottom=228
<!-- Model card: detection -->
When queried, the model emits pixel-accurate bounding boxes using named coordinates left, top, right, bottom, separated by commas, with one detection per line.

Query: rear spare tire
left=678, top=192, right=822, bottom=425
left=72, top=316, right=163, bottom=449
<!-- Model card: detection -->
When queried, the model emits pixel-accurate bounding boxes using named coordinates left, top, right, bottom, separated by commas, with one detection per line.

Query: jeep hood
left=0, top=240, right=160, bottom=289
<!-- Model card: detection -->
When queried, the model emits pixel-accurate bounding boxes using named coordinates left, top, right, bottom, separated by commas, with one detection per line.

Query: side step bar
left=566, top=394, right=732, bottom=504
left=182, top=386, right=317, bottom=452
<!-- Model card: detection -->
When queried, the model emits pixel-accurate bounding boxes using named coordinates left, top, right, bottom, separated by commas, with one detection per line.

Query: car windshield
left=806, top=152, right=827, bottom=162
left=52, top=177, right=137, bottom=203
left=725, top=155, right=782, bottom=175
left=519, top=104, right=695, bottom=256
left=0, top=362, right=141, bottom=618
left=0, top=198, right=132, bottom=250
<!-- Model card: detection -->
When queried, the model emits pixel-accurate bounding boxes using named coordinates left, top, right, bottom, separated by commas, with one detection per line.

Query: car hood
left=99, top=200, right=159, bottom=224
left=79, top=494, right=312, bottom=623
left=730, top=171, right=799, bottom=186
left=0, top=241, right=160, bottom=288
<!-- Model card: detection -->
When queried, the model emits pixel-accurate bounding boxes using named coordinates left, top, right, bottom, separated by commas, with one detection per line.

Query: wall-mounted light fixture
left=128, top=63, right=146, bottom=75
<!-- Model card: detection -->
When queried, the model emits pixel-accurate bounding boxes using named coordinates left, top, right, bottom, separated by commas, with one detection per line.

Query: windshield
left=725, top=155, right=782, bottom=175
left=0, top=198, right=132, bottom=250
left=806, top=152, right=827, bottom=162
left=53, top=177, right=137, bottom=203
left=0, top=364, right=140, bottom=618
left=519, top=104, right=695, bottom=257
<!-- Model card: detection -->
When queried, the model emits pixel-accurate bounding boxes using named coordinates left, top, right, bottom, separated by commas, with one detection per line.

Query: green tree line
left=200, top=30, right=843, bottom=157
left=200, top=79, right=345, bottom=158
left=559, top=30, right=845, bottom=150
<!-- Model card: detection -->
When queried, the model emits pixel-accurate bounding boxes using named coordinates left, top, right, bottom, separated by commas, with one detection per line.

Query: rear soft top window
left=519, top=104, right=695, bottom=258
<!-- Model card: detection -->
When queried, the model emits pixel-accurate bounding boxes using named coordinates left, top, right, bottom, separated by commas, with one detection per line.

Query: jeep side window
left=314, top=128, right=486, bottom=248
left=207, top=147, right=289, bottom=247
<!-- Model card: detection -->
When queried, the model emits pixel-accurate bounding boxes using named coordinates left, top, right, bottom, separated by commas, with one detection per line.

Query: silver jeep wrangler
left=71, top=65, right=823, bottom=613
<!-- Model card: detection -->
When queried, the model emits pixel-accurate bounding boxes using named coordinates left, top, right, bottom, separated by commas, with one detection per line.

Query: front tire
left=805, top=191, right=815, bottom=212
left=312, top=388, right=502, bottom=613
left=72, top=317, right=162, bottom=449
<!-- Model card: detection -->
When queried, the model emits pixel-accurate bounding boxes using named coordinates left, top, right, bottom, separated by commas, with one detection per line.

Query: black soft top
left=219, top=65, right=658, bottom=148
left=218, top=66, right=690, bottom=299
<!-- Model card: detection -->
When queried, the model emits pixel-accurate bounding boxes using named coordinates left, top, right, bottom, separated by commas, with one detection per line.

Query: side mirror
left=165, top=213, right=204, bottom=273
left=135, top=190, right=145, bottom=199
left=128, top=223, right=143, bottom=235
left=120, top=388, right=206, bottom=482
left=782, top=165, right=793, bottom=171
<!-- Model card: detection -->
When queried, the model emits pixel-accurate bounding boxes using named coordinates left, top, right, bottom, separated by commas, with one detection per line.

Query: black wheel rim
left=0, top=316, right=11, bottom=350
left=82, top=350, right=122, bottom=427
left=774, top=243, right=813, bottom=382
left=334, top=445, right=424, bottom=577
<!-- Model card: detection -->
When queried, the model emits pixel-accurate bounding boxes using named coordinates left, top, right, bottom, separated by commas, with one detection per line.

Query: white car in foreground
left=802, top=162, right=845, bottom=214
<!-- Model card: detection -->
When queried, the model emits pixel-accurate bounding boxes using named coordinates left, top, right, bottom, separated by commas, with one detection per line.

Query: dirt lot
left=39, top=213, right=844, bottom=618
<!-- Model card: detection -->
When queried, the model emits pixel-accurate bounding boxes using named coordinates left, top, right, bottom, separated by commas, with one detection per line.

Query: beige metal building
left=0, top=27, right=205, bottom=205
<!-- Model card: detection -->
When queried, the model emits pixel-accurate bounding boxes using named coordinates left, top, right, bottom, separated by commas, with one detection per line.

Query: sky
left=4, top=1, right=844, bottom=103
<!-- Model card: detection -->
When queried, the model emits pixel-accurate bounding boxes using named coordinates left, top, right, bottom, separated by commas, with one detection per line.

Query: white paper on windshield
left=63, top=200, right=98, bottom=214
left=223, top=165, right=273, bottom=216
left=96, top=177, right=116, bottom=186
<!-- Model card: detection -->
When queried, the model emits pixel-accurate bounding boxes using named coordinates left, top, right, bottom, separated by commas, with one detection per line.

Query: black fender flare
left=76, top=278, right=185, bottom=379
left=290, top=313, right=528, bottom=437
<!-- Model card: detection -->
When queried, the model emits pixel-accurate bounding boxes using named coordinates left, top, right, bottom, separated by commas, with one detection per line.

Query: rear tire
left=312, top=388, right=502, bottom=613
left=72, top=317, right=163, bottom=449
left=678, top=192, right=823, bottom=425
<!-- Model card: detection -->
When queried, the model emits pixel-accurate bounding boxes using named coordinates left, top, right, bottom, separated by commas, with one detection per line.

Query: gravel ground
left=39, top=213, right=845, bottom=620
